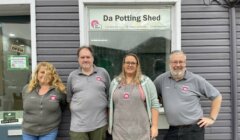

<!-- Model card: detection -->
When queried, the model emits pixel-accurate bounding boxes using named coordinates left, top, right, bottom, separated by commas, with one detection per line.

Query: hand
left=150, top=126, right=158, bottom=139
left=197, top=117, right=215, bottom=128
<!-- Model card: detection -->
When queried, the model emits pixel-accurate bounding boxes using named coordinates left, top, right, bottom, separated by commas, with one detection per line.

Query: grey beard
left=170, top=68, right=186, bottom=80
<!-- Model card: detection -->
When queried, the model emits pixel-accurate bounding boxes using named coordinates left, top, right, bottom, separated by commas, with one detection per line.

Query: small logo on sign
left=91, top=20, right=101, bottom=29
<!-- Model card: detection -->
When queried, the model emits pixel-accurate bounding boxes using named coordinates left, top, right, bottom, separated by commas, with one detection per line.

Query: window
left=0, top=0, right=36, bottom=124
left=79, top=0, right=181, bottom=80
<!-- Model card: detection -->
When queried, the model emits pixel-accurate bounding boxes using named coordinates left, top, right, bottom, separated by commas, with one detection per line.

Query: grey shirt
left=67, top=66, right=110, bottom=132
left=22, top=85, right=66, bottom=136
left=154, top=71, right=221, bottom=126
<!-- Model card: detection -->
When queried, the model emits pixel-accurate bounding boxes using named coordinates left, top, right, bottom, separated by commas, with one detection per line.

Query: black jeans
left=164, top=124, right=204, bottom=140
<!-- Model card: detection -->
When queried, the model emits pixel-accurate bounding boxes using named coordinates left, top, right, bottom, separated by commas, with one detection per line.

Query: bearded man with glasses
left=154, top=50, right=222, bottom=140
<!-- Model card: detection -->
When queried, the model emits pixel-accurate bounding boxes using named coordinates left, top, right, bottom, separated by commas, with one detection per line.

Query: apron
left=112, top=84, right=150, bottom=140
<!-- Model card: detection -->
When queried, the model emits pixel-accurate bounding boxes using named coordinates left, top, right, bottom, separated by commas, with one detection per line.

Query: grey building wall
left=36, top=0, right=79, bottom=140
left=182, top=0, right=233, bottom=140
left=35, top=0, right=237, bottom=140
left=237, top=7, right=240, bottom=139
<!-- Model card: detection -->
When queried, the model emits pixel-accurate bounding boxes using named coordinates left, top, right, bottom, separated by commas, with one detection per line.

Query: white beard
left=170, top=67, right=186, bottom=80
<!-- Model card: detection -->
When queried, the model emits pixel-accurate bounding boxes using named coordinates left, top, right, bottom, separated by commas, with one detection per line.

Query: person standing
left=22, top=62, right=66, bottom=140
left=154, top=50, right=222, bottom=140
left=108, top=53, right=160, bottom=140
left=67, top=46, right=111, bottom=140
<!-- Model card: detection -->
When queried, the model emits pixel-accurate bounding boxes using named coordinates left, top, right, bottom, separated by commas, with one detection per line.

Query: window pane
left=0, top=4, right=31, bottom=123
left=90, top=30, right=171, bottom=80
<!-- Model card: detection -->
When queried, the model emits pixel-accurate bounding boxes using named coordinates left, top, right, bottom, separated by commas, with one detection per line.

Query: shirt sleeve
left=198, top=76, right=221, bottom=100
left=66, top=73, right=73, bottom=103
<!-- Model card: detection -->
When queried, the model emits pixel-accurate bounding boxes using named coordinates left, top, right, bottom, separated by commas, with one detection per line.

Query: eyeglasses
left=171, top=61, right=186, bottom=65
left=124, top=61, right=137, bottom=66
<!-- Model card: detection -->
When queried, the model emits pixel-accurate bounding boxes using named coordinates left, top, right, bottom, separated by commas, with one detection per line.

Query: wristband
left=208, top=116, right=215, bottom=121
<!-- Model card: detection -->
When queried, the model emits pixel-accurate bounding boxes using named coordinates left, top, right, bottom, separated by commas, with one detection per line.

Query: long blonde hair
left=28, top=62, right=66, bottom=93
left=118, top=53, right=142, bottom=84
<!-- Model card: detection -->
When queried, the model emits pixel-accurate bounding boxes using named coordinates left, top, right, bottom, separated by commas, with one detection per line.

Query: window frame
left=78, top=0, right=181, bottom=51
left=0, top=0, right=37, bottom=71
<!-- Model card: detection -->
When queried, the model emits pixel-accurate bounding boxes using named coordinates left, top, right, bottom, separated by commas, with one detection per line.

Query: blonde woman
left=22, top=62, right=66, bottom=140
left=108, top=53, right=160, bottom=140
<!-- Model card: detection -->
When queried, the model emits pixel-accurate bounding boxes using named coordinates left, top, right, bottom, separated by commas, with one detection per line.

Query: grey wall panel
left=184, top=46, right=229, bottom=53
left=196, top=73, right=230, bottom=79
left=37, top=41, right=79, bottom=48
left=182, top=26, right=229, bottom=33
left=182, top=0, right=231, bottom=139
left=181, top=0, right=226, bottom=5
left=182, top=33, right=229, bottom=39
left=37, top=13, right=79, bottom=19
left=36, top=1, right=79, bottom=139
left=188, top=67, right=230, bottom=73
left=37, top=48, right=78, bottom=54
left=182, top=5, right=227, bottom=12
left=182, top=19, right=229, bottom=26
left=186, top=53, right=229, bottom=59
left=37, top=34, right=79, bottom=40
left=187, top=60, right=229, bottom=66
left=182, top=12, right=228, bottom=19
left=182, top=40, right=230, bottom=45
left=206, top=127, right=231, bottom=133
left=37, top=27, right=79, bottom=33
left=36, top=0, right=78, bottom=6
left=38, top=55, right=77, bottom=62
left=37, top=6, right=78, bottom=13
left=237, top=7, right=240, bottom=137
left=50, top=62, right=78, bottom=68
left=37, top=21, right=79, bottom=27
left=203, top=107, right=231, bottom=114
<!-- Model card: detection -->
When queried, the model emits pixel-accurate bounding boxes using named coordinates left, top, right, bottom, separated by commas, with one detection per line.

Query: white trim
left=79, top=1, right=88, bottom=46
left=0, top=0, right=31, bottom=4
left=0, top=0, right=37, bottom=71
left=79, top=0, right=181, bottom=50
left=171, top=0, right=181, bottom=51
left=80, top=0, right=178, bottom=3
left=30, top=0, right=37, bottom=71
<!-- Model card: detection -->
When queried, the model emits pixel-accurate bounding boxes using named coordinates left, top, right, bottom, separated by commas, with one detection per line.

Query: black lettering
left=103, top=15, right=113, bottom=21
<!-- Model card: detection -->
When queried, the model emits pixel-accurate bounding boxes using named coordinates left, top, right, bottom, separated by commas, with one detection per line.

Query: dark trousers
left=164, top=124, right=204, bottom=140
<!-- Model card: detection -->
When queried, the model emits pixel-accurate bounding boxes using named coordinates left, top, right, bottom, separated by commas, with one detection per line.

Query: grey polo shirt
left=154, top=71, right=221, bottom=126
left=67, top=66, right=110, bottom=132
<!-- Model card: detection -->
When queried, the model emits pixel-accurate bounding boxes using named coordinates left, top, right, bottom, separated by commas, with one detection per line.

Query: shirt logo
left=181, top=85, right=189, bottom=93
left=50, top=95, right=57, bottom=101
left=96, top=76, right=102, bottom=81
left=123, top=92, right=130, bottom=99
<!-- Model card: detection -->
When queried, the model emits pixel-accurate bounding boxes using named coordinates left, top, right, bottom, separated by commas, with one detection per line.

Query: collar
left=35, top=85, right=55, bottom=93
left=78, top=65, right=97, bottom=75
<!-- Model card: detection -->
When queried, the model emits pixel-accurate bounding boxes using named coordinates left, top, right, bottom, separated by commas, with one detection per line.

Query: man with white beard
left=154, top=50, right=222, bottom=140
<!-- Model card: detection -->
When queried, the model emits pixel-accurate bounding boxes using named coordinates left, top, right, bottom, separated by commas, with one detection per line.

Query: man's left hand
left=197, top=117, right=215, bottom=127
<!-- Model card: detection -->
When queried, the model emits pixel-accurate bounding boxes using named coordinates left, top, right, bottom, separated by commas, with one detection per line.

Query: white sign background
left=89, top=8, right=171, bottom=30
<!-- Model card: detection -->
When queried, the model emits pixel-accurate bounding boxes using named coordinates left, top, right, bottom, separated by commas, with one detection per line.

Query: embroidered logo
left=123, top=92, right=129, bottom=99
left=50, top=95, right=57, bottom=101
left=96, top=76, right=102, bottom=81
left=181, top=85, right=189, bottom=93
